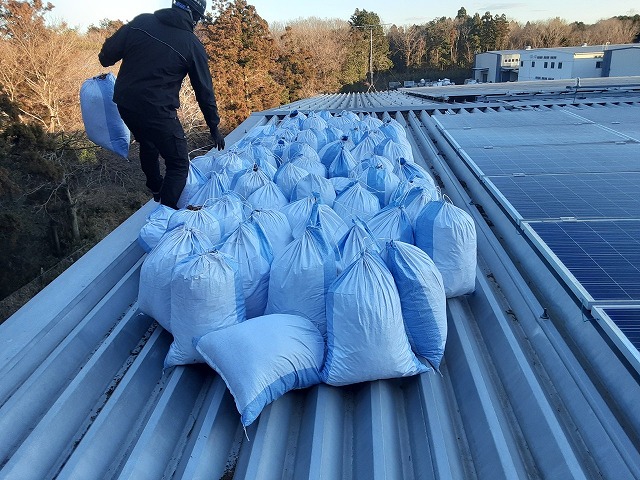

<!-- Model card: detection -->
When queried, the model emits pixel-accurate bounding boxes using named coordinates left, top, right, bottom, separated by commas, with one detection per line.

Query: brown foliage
left=200, top=0, right=286, bottom=129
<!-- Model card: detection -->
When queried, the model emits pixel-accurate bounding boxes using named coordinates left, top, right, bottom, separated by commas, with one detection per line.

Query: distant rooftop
left=486, top=43, right=639, bottom=55
left=402, top=75, right=640, bottom=102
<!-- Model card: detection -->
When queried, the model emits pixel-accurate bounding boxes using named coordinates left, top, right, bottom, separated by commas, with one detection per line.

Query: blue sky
left=46, top=0, right=638, bottom=31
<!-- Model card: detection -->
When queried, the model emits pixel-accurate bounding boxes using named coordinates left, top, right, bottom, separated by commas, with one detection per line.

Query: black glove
left=211, top=127, right=225, bottom=151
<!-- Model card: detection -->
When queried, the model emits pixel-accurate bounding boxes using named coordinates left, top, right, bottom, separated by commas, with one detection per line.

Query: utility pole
left=354, top=23, right=391, bottom=92
left=369, top=27, right=374, bottom=91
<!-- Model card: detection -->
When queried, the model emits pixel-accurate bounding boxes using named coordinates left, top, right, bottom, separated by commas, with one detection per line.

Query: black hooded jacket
left=99, top=8, right=220, bottom=130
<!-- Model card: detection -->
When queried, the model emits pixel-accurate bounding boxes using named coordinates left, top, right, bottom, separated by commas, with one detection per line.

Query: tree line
left=0, top=0, right=638, bottom=311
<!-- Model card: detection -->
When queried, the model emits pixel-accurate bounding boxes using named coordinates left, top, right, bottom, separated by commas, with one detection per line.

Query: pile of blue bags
left=137, top=110, right=477, bottom=427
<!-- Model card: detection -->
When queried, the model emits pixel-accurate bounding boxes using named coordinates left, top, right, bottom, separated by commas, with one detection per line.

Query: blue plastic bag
left=274, top=161, right=308, bottom=201
left=208, top=191, right=247, bottom=241
left=165, top=250, right=245, bottom=369
left=247, top=181, right=288, bottom=210
left=384, top=241, right=447, bottom=370
left=231, top=164, right=272, bottom=200
left=138, top=227, right=213, bottom=331
left=189, top=171, right=230, bottom=206
left=318, top=135, right=355, bottom=167
left=414, top=198, right=477, bottom=298
left=167, top=206, right=222, bottom=246
left=249, top=209, right=293, bottom=260
left=291, top=173, right=336, bottom=207
left=80, top=73, right=130, bottom=159
left=357, top=163, right=401, bottom=206
left=281, top=195, right=320, bottom=239
left=336, top=217, right=380, bottom=272
left=177, top=163, right=208, bottom=209
left=321, top=250, right=428, bottom=386
left=266, top=225, right=337, bottom=336
left=195, top=313, right=324, bottom=427
left=219, top=221, right=273, bottom=318
left=328, top=146, right=358, bottom=179
left=137, top=204, right=176, bottom=253
left=333, top=181, right=381, bottom=226
left=367, top=203, right=414, bottom=246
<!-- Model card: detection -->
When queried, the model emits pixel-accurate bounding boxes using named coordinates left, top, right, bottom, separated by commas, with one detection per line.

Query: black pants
left=118, top=107, right=189, bottom=209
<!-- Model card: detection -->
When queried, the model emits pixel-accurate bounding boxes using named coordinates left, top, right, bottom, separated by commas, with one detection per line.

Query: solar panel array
left=435, top=102, right=640, bottom=350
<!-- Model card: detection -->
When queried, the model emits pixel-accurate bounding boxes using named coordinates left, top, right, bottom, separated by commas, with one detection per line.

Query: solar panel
left=488, top=173, right=640, bottom=220
left=564, top=104, right=640, bottom=140
left=436, top=109, right=572, bottom=129
left=528, top=220, right=640, bottom=303
left=461, top=143, right=640, bottom=176
left=443, top=123, right=625, bottom=149
left=437, top=103, right=640, bottom=313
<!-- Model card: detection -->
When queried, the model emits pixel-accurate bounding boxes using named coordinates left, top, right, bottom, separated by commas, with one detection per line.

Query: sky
left=45, top=0, right=638, bottom=31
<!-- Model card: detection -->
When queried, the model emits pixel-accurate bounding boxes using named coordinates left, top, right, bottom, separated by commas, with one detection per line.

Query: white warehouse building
left=473, top=43, right=640, bottom=83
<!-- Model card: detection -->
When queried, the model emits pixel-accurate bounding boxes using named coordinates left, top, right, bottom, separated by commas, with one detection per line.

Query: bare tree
left=388, top=25, right=426, bottom=70
left=577, top=18, right=638, bottom=45
left=0, top=1, right=97, bottom=132
left=273, top=17, right=352, bottom=93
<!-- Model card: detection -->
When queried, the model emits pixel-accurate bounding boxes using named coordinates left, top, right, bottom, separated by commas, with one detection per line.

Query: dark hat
left=172, top=0, right=206, bottom=20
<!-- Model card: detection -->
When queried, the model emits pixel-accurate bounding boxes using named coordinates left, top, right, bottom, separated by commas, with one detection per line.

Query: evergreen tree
left=200, top=0, right=286, bottom=128
left=343, top=9, right=393, bottom=89
left=275, top=26, right=317, bottom=103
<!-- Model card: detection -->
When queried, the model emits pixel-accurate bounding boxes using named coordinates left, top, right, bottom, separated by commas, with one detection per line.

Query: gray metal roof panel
left=1, top=92, right=640, bottom=479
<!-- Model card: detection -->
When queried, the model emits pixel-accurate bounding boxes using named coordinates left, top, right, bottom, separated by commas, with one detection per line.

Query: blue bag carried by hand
left=80, top=73, right=130, bottom=159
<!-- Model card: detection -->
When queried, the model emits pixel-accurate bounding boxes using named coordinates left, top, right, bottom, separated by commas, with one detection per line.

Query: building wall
left=476, top=44, right=638, bottom=83
left=572, top=52, right=605, bottom=78
left=474, top=52, right=500, bottom=82
left=499, top=53, right=520, bottom=82
left=605, top=48, right=640, bottom=77
left=519, top=51, right=576, bottom=81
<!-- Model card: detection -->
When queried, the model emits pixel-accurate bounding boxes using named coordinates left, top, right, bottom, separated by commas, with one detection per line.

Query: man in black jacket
left=99, top=0, right=224, bottom=209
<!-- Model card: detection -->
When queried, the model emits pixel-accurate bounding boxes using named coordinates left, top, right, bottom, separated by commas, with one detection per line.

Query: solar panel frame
left=437, top=122, right=624, bottom=149
left=435, top=109, right=576, bottom=129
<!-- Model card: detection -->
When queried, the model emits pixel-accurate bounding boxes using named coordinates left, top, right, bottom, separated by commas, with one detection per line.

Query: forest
left=0, top=0, right=638, bottom=320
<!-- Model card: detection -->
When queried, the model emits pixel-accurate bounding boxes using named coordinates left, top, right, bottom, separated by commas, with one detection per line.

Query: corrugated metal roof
left=1, top=89, right=640, bottom=480
left=266, top=90, right=441, bottom=113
